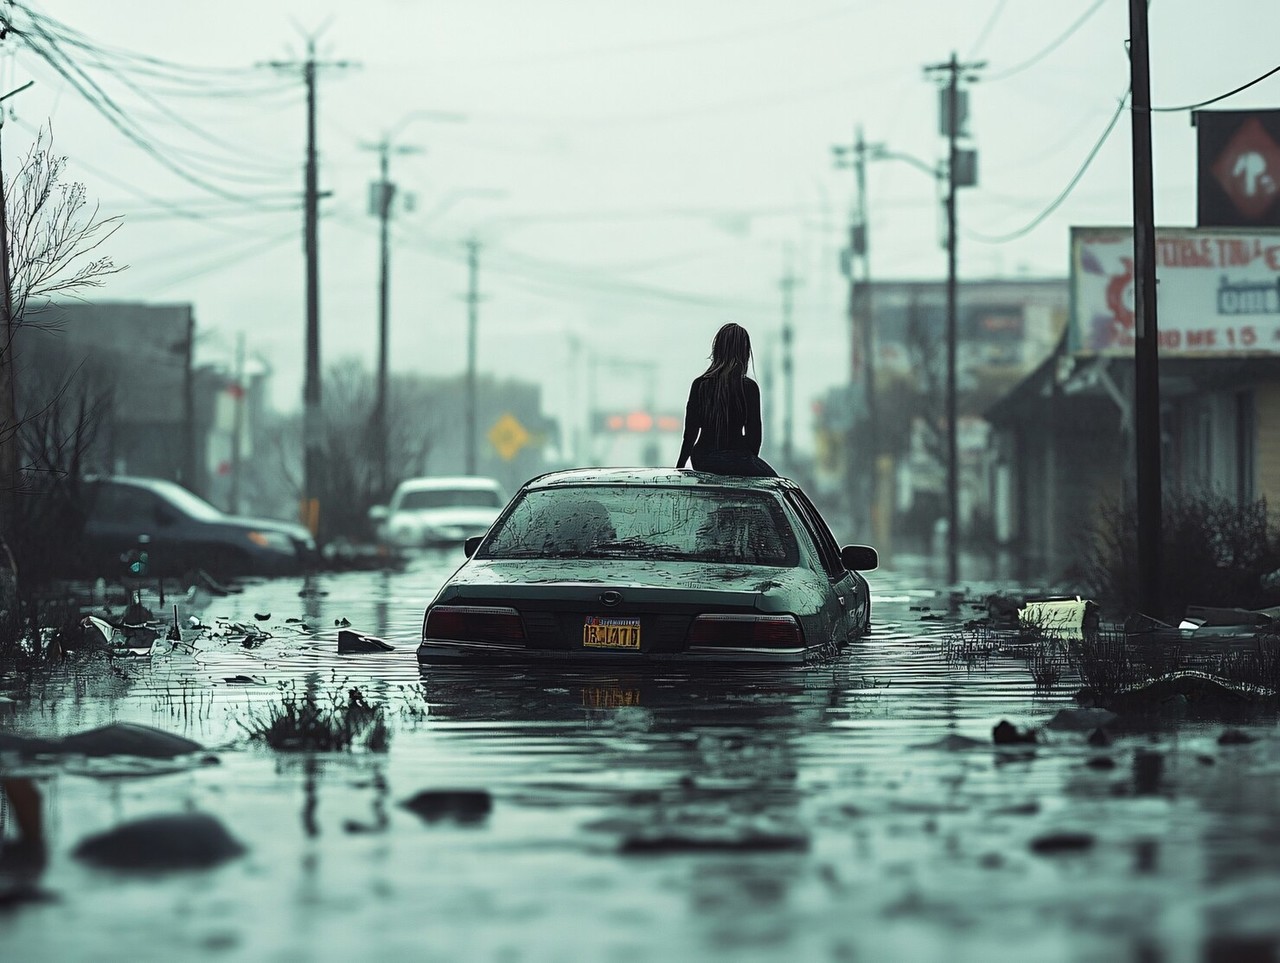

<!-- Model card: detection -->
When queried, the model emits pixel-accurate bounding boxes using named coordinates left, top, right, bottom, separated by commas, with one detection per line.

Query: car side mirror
left=463, top=535, right=483, bottom=558
left=368, top=505, right=389, bottom=522
left=840, top=544, right=878, bottom=571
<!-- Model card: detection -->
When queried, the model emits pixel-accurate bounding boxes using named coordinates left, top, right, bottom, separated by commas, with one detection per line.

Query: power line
left=966, top=87, right=1129, bottom=244
left=1149, top=62, right=1280, bottom=112
left=985, top=0, right=1108, bottom=83
left=967, top=0, right=1008, bottom=59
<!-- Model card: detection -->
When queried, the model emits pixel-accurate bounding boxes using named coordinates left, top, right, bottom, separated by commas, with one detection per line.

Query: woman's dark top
left=676, top=374, right=763, bottom=469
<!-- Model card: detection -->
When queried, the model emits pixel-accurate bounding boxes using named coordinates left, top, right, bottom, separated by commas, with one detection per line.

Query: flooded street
left=4, top=554, right=1280, bottom=962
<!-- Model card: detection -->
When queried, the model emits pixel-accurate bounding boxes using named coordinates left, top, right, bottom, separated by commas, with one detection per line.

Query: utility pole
left=1129, top=0, right=1163, bottom=617
left=264, top=39, right=354, bottom=538
left=926, top=52, right=983, bottom=586
left=834, top=126, right=884, bottom=538
left=182, top=306, right=196, bottom=494
left=464, top=237, right=481, bottom=476
left=779, top=268, right=799, bottom=473
left=229, top=331, right=245, bottom=515
left=362, top=137, right=422, bottom=500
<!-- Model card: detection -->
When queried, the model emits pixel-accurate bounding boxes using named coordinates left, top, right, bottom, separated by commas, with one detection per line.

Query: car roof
left=521, top=467, right=800, bottom=492
left=394, top=476, right=503, bottom=492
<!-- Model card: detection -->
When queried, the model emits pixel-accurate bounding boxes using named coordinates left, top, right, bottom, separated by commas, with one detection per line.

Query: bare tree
left=0, top=122, right=124, bottom=588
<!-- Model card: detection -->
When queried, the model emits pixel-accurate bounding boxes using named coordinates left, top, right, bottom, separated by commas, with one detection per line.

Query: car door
left=85, top=483, right=189, bottom=576
left=785, top=491, right=864, bottom=644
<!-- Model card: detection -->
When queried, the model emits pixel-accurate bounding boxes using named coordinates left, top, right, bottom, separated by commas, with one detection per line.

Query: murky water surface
left=3, top=553, right=1280, bottom=962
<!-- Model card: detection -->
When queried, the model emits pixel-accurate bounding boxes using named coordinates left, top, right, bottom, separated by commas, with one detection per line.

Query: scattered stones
left=400, top=790, right=493, bottom=825
left=1218, top=729, right=1257, bottom=746
left=1029, top=831, right=1095, bottom=855
left=73, top=813, right=244, bottom=871
left=1046, top=708, right=1118, bottom=732
left=993, top=720, right=1038, bottom=746
left=337, top=629, right=395, bottom=654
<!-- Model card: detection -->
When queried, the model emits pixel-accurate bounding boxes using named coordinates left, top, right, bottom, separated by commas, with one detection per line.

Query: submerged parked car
left=79, top=476, right=316, bottom=578
left=419, top=468, right=877, bottom=665
left=370, top=476, right=506, bottom=548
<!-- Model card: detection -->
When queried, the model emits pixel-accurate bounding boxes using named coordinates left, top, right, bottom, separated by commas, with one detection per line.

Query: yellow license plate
left=581, top=686, right=642, bottom=708
left=582, top=616, right=641, bottom=649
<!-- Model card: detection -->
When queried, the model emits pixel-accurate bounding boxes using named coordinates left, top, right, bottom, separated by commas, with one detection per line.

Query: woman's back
left=687, top=374, right=759, bottom=452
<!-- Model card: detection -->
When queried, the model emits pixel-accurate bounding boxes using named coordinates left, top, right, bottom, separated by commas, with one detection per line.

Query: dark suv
left=80, top=476, right=316, bottom=578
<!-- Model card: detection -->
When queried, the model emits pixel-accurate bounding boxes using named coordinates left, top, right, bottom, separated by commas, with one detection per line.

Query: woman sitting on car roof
left=675, top=322, right=777, bottom=478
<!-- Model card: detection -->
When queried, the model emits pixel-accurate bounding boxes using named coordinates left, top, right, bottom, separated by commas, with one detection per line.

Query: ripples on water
left=3, top=551, right=1280, bottom=962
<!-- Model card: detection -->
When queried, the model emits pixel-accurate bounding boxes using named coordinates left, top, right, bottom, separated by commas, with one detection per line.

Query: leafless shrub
left=242, top=676, right=389, bottom=752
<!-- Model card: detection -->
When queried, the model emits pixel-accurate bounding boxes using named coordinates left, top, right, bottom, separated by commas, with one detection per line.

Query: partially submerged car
left=80, top=476, right=316, bottom=578
left=370, top=476, right=506, bottom=548
left=419, top=468, right=877, bottom=665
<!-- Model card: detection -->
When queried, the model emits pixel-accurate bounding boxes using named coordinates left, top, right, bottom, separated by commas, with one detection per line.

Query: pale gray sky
left=5, top=0, right=1278, bottom=455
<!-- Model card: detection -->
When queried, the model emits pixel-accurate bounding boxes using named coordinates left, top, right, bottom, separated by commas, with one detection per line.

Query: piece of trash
left=285, top=617, right=304, bottom=623
left=1018, top=596, right=1098, bottom=640
left=187, top=615, right=203, bottom=629
left=223, top=675, right=267, bottom=686
left=335, top=617, right=351, bottom=627
left=337, top=629, right=395, bottom=654
left=620, top=829, right=810, bottom=855
left=254, top=612, right=271, bottom=621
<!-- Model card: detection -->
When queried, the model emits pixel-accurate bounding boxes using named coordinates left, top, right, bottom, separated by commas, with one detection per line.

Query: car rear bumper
left=417, top=638, right=823, bottom=665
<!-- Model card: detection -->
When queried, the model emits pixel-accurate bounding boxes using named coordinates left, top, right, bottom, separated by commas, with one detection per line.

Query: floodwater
left=3, top=553, right=1280, bottom=962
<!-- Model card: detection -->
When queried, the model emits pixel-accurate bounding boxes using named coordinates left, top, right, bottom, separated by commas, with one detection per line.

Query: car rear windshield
left=481, top=485, right=799, bottom=566
left=397, top=488, right=502, bottom=511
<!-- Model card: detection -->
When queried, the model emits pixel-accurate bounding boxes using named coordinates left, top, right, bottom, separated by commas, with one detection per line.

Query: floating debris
left=337, top=629, right=394, bottom=654
left=400, top=789, right=493, bottom=825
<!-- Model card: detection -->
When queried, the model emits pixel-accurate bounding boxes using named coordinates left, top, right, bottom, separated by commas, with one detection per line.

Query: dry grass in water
left=243, top=675, right=389, bottom=752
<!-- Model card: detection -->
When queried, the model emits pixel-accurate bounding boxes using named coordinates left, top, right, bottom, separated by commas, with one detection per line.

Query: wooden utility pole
left=264, top=39, right=354, bottom=537
left=229, top=331, right=245, bottom=515
left=1129, top=0, right=1163, bottom=617
left=926, top=52, right=983, bottom=586
left=361, top=137, right=421, bottom=500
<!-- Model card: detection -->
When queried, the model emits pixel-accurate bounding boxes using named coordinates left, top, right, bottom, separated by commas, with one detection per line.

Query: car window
left=397, top=488, right=502, bottom=511
left=88, top=484, right=162, bottom=526
left=785, top=492, right=844, bottom=579
left=482, top=485, right=798, bottom=567
left=146, top=480, right=225, bottom=522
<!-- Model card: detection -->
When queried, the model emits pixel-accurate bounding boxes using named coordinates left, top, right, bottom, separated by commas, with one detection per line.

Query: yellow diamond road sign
left=488, top=412, right=530, bottom=461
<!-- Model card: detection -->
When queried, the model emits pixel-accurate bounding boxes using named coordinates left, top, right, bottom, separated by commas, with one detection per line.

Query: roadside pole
left=1128, top=0, right=1163, bottom=617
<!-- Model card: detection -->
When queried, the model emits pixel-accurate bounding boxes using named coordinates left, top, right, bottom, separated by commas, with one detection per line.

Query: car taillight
left=686, top=614, right=802, bottom=648
left=424, top=605, right=525, bottom=643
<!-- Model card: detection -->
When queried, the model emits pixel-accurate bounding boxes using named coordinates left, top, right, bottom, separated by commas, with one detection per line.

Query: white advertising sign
left=1071, top=226, right=1280, bottom=356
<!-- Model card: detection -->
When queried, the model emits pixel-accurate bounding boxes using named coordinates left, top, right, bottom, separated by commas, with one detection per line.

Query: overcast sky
left=5, top=0, right=1278, bottom=457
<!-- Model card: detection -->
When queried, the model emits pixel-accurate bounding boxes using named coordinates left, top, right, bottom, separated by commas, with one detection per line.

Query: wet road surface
left=3, top=551, right=1280, bottom=962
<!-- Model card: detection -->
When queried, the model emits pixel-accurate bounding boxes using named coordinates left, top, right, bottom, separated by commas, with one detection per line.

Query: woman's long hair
left=700, top=322, right=752, bottom=433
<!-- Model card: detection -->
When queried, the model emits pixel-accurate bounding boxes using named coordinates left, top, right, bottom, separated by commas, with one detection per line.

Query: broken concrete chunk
left=337, top=629, right=394, bottom=654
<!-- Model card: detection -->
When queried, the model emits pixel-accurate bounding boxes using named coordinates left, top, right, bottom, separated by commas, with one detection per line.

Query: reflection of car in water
left=80, top=476, right=316, bottom=577
left=419, top=468, right=877, bottom=665
left=370, top=476, right=506, bottom=548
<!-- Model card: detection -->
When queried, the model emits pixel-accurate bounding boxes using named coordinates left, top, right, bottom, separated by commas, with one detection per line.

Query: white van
left=370, top=476, right=507, bottom=547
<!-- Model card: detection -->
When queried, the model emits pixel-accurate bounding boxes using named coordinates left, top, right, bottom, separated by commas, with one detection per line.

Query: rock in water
left=59, top=723, right=203, bottom=759
left=993, top=720, right=1038, bottom=745
left=73, top=813, right=245, bottom=871
left=337, top=629, right=395, bottom=654
left=400, top=790, right=492, bottom=825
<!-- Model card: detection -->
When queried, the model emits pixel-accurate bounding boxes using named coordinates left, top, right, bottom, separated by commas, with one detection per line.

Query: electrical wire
left=966, top=87, right=1129, bottom=244
left=967, top=0, right=1007, bottom=59
left=1149, top=63, right=1280, bottom=112
left=985, top=0, right=1108, bottom=83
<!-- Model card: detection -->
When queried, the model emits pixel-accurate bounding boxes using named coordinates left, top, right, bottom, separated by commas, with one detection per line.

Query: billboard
left=1196, top=110, right=1280, bottom=227
left=1070, top=226, right=1280, bottom=356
